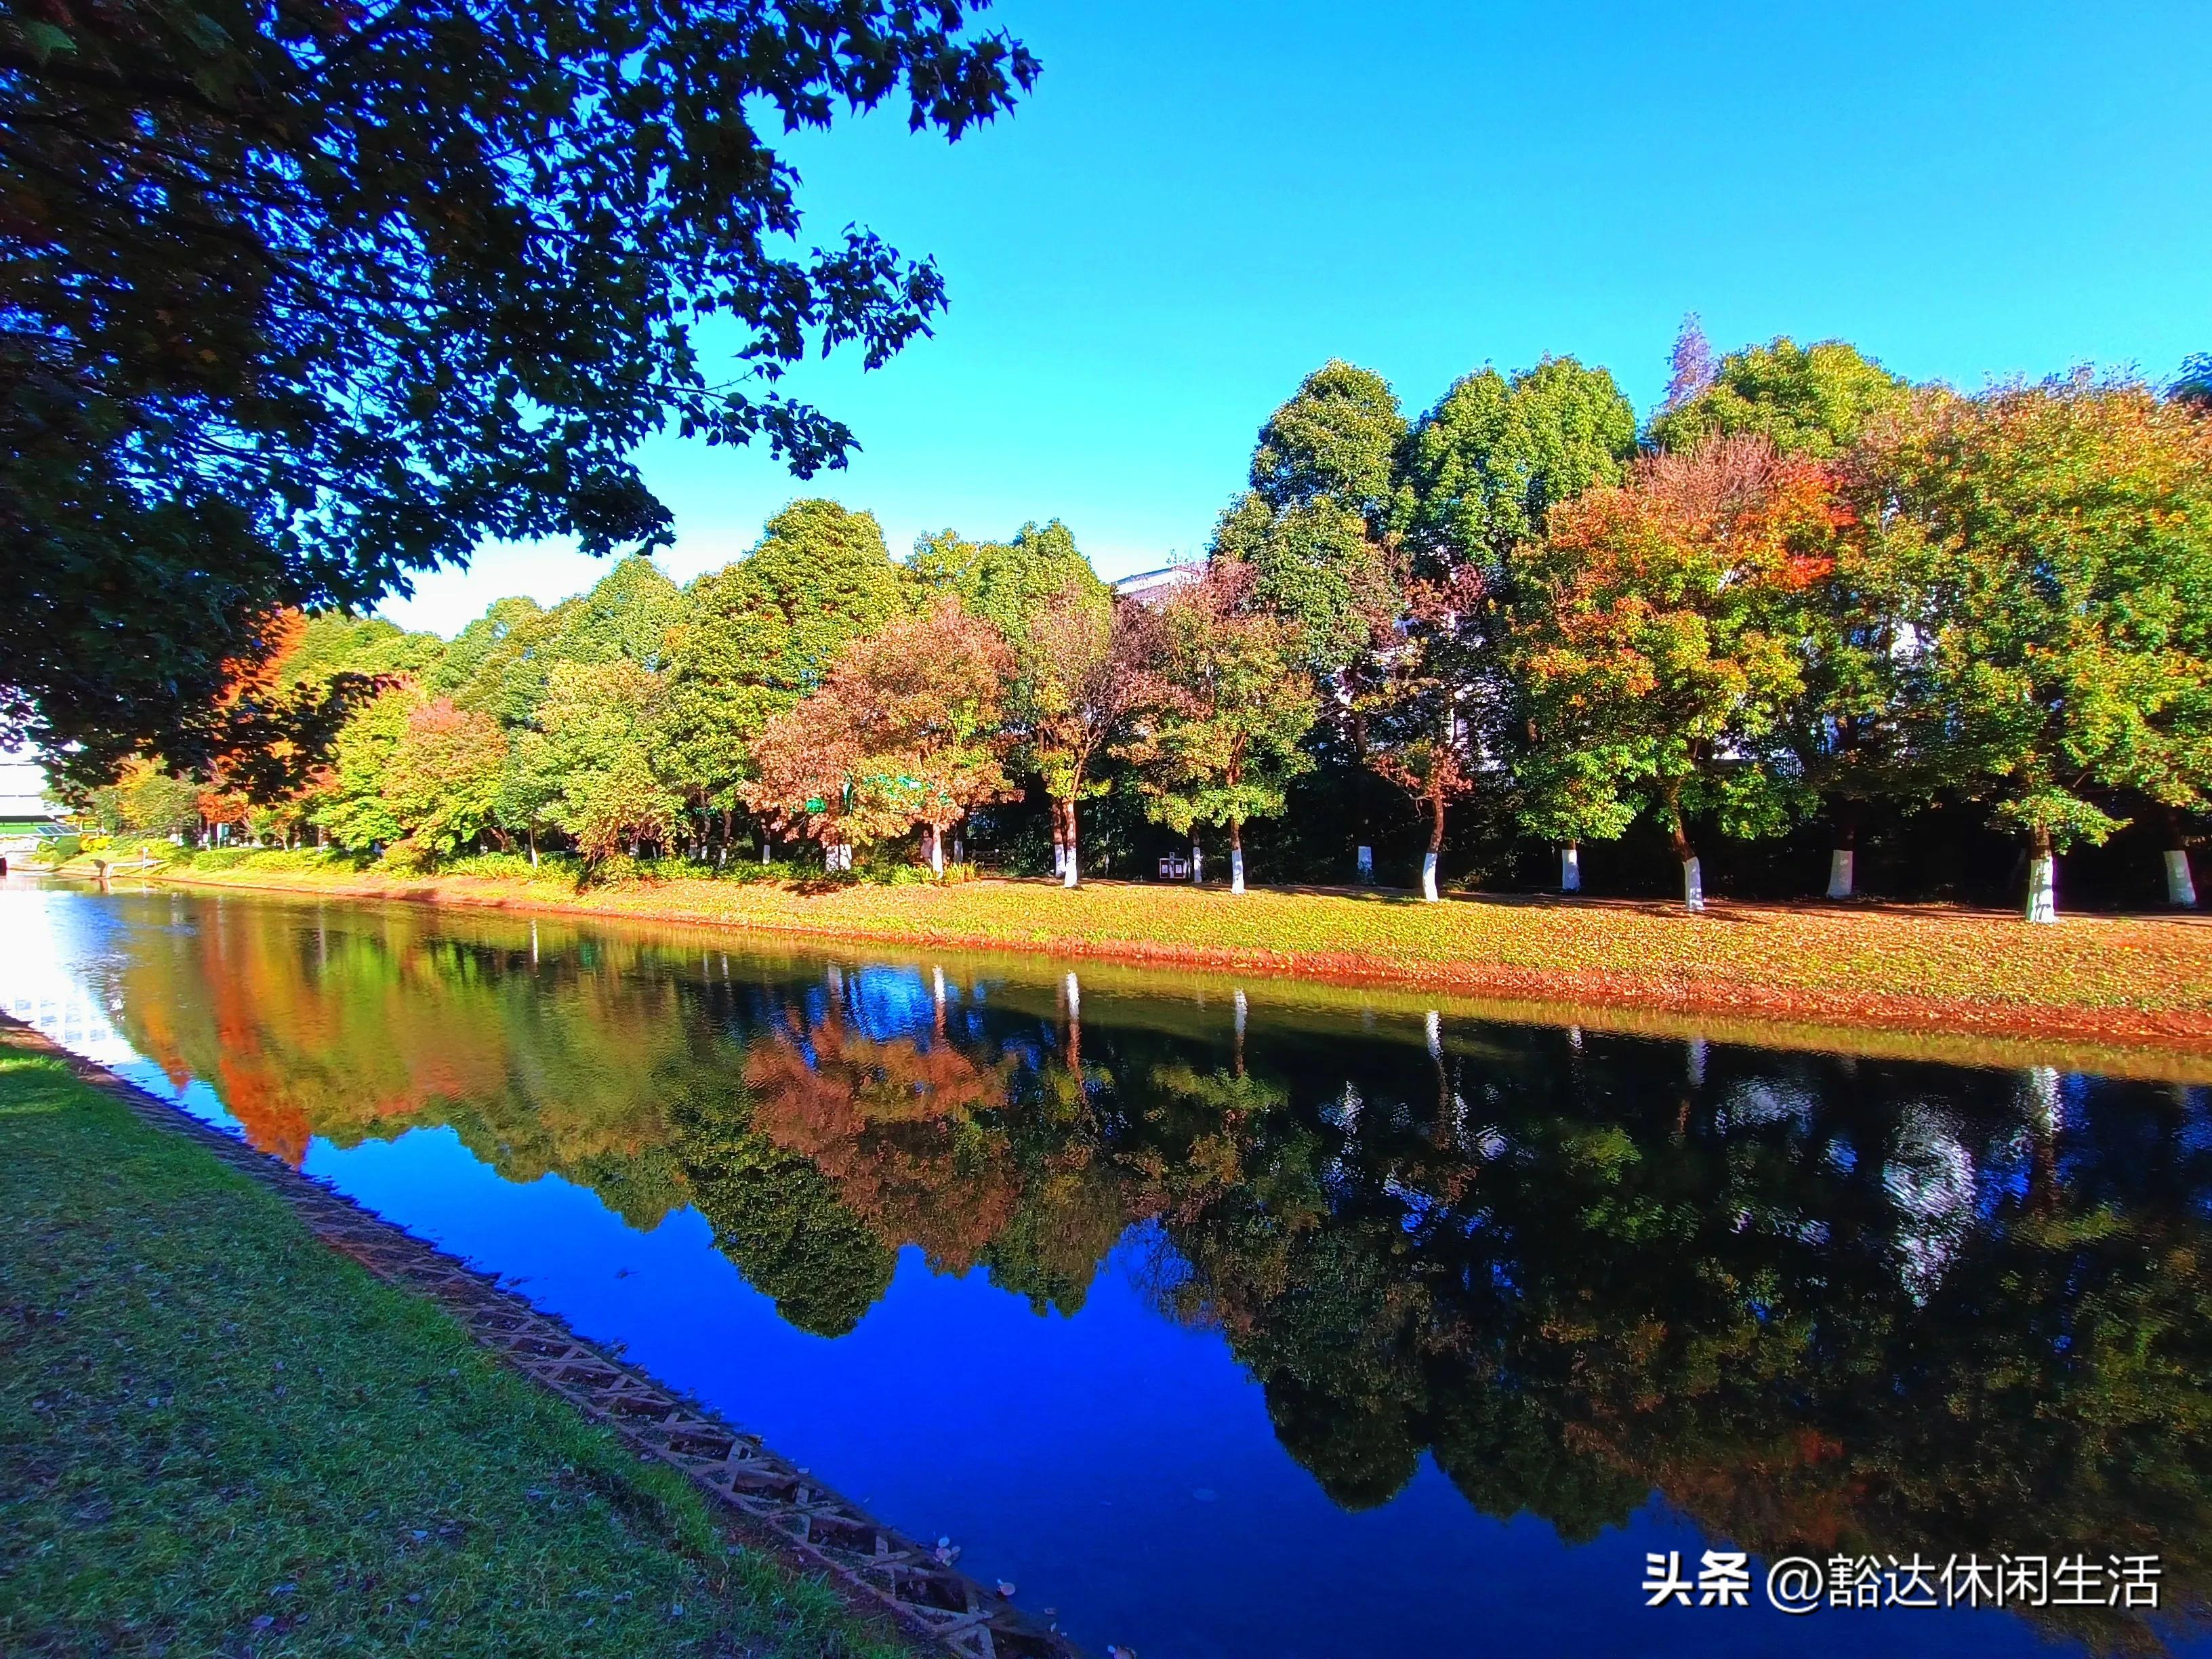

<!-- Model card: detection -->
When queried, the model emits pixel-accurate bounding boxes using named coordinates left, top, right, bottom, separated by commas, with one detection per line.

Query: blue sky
left=380, top=0, right=2212, bottom=636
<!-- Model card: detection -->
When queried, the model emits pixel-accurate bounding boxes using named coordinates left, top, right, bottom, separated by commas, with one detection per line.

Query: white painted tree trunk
left=2029, top=1064, right=2062, bottom=1132
left=1682, top=856, right=1705, bottom=913
left=928, top=825, right=945, bottom=877
left=1062, top=815, right=1080, bottom=888
left=1826, top=848, right=1855, bottom=899
left=1560, top=844, right=1580, bottom=893
left=760, top=838, right=771, bottom=865
left=2167, top=849, right=2198, bottom=908
left=1052, top=841, right=1066, bottom=878
left=1191, top=841, right=1203, bottom=885
left=1231, top=846, right=1246, bottom=895
left=1356, top=845, right=1374, bottom=884
left=1420, top=851, right=1439, bottom=902
left=527, top=830, right=538, bottom=868
left=2026, top=853, right=2057, bottom=922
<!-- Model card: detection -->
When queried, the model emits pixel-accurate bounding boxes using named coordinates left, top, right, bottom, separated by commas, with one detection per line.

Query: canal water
left=6, top=876, right=2211, bottom=1658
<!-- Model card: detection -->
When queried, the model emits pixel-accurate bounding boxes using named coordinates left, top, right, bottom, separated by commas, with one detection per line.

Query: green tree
left=661, top=502, right=910, bottom=857
left=438, top=598, right=555, bottom=726
left=540, top=556, right=684, bottom=672
left=3, top=0, right=1036, bottom=779
left=80, top=758, right=203, bottom=844
left=535, top=661, right=684, bottom=869
left=313, top=688, right=419, bottom=852
left=281, top=615, right=447, bottom=691
left=1213, top=361, right=1409, bottom=678
left=1391, top=355, right=1639, bottom=890
left=1855, top=377, right=2212, bottom=919
left=909, top=519, right=1098, bottom=640
left=1402, top=356, right=1639, bottom=575
left=1650, top=337, right=1908, bottom=459
left=1509, top=437, right=1838, bottom=910
left=381, top=699, right=508, bottom=859
left=1118, top=563, right=1318, bottom=893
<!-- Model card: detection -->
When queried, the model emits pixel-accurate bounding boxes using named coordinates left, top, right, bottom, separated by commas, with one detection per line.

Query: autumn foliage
left=745, top=600, right=1017, bottom=865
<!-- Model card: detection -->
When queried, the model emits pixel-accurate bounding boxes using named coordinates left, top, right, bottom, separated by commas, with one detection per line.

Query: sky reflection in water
left=5, top=878, right=2210, bottom=1659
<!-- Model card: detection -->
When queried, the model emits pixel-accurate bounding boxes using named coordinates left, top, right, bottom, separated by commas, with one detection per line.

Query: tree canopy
left=1214, top=361, right=1408, bottom=676
left=1509, top=436, right=1839, bottom=898
left=1403, top=356, right=1639, bottom=573
left=1, top=0, right=1036, bottom=779
left=1854, top=377, right=2212, bottom=859
left=1649, top=337, right=1908, bottom=459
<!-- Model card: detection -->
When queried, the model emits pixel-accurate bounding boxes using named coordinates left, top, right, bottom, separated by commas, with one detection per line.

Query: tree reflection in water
left=91, top=898, right=2212, bottom=1650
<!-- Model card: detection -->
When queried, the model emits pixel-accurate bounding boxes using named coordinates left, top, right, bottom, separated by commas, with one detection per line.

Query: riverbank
left=142, top=853, right=2212, bottom=1063
left=0, top=1029, right=913, bottom=1659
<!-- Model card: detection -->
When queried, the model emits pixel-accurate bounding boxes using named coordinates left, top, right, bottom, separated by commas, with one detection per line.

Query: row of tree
left=82, top=328, right=2212, bottom=918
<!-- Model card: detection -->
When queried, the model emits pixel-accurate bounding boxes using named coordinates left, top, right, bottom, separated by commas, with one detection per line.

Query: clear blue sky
left=381, top=0, right=2212, bottom=636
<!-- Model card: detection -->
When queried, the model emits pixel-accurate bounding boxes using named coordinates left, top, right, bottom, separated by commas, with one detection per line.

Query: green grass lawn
left=0, top=1044, right=907, bottom=1659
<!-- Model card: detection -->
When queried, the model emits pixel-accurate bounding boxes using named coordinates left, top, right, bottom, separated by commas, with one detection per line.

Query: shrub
left=443, top=851, right=550, bottom=880
left=373, top=839, right=436, bottom=875
left=34, top=834, right=81, bottom=866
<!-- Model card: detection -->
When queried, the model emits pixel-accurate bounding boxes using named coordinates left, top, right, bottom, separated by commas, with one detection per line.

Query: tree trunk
left=1229, top=819, right=1246, bottom=895
left=1050, top=802, right=1066, bottom=879
left=1826, top=797, right=1861, bottom=900
left=1419, top=790, right=1443, bottom=903
left=1061, top=799, right=1080, bottom=890
left=928, top=823, right=945, bottom=878
left=1559, top=842, right=1580, bottom=893
left=1191, top=838, right=1203, bottom=885
left=1668, top=811, right=1704, bottom=914
left=2026, top=825, right=2057, bottom=922
left=2165, top=807, right=2198, bottom=908
left=1062, top=970, right=1082, bottom=1073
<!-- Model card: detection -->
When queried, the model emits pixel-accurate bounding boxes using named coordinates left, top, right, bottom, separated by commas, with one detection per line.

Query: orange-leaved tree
left=1356, top=565, right=1488, bottom=901
left=1507, top=434, right=1839, bottom=912
left=1025, top=580, right=1170, bottom=889
left=745, top=599, right=1015, bottom=874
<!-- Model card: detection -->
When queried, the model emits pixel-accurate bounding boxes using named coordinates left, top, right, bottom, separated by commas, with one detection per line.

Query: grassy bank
left=138, top=848, right=2212, bottom=1059
left=0, top=1039, right=906, bottom=1659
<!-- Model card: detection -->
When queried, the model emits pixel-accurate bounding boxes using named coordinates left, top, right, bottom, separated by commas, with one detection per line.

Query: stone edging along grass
left=0, top=1014, right=1082, bottom=1659
left=144, top=861, right=2212, bottom=1075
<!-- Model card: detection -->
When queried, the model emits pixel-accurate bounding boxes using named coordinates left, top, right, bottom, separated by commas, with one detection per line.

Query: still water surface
left=6, top=877, right=2211, bottom=1657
